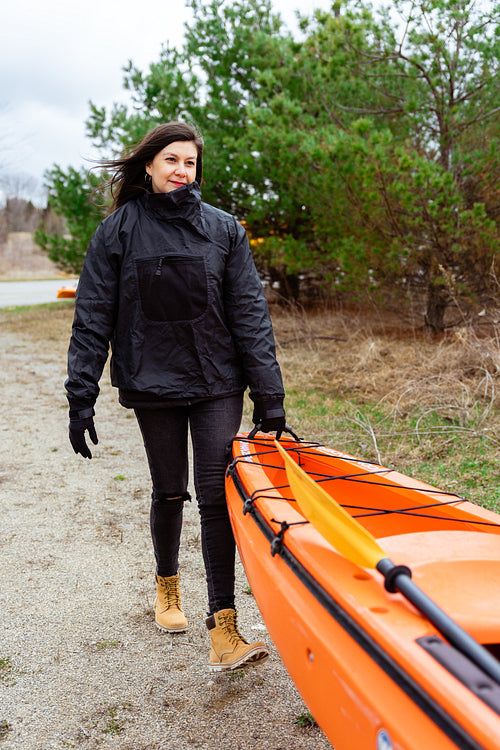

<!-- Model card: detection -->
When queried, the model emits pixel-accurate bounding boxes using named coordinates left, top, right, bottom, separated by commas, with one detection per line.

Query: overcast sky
left=1, top=0, right=333, bottom=204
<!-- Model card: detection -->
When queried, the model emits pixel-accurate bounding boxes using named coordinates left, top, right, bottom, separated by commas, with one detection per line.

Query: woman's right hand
left=69, top=412, right=98, bottom=459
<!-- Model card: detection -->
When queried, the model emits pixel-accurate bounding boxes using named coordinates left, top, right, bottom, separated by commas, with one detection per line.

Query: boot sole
left=155, top=621, right=188, bottom=634
left=209, top=648, right=269, bottom=672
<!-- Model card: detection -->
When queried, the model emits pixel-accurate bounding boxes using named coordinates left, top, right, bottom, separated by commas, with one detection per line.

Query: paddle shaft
left=377, top=558, right=500, bottom=685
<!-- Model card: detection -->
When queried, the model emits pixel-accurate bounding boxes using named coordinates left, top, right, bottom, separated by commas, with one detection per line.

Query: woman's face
left=145, top=140, right=198, bottom=194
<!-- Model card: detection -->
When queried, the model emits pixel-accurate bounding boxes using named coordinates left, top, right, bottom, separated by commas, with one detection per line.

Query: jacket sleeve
left=65, top=220, right=122, bottom=411
left=223, top=219, right=285, bottom=400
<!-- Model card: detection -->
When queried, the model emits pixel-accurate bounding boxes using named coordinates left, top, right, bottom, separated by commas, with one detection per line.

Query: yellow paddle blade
left=275, top=440, right=384, bottom=569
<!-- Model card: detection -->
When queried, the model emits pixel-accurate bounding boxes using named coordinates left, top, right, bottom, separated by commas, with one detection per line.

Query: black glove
left=251, top=396, right=287, bottom=439
left=69, top=407, right=98, bottom=459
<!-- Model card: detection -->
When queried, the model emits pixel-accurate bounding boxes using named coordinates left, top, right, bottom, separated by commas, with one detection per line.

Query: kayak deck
left=226, top=434, right=500, bottom=750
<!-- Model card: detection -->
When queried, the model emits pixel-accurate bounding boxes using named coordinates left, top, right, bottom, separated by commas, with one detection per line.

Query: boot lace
left=158, top=576, right=181, bottom=609
left=220, top=610, right=248, bottom=646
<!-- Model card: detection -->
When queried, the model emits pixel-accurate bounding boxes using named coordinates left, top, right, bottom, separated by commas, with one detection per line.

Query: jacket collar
left=143, top=181, right=202, bottom=225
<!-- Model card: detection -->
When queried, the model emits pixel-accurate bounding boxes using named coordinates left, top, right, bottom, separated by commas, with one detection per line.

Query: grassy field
left=2, top=300, right=499, bottom=512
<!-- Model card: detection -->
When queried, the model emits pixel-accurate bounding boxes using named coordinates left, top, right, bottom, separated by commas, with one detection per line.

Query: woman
left=66, top=121, right=287, bottom=671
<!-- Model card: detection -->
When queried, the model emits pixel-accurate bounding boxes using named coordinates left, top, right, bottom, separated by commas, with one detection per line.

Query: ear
left=145, top=162, right=152, bottom=176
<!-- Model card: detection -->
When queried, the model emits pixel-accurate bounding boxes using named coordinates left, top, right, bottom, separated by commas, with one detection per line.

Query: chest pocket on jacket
left=136, top=255, right=208, bottom=323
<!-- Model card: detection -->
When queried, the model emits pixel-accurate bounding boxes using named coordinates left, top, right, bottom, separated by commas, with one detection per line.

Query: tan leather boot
left=206, top=608, right=269, bottom=671
left=155, top=573, right=188, bottom=633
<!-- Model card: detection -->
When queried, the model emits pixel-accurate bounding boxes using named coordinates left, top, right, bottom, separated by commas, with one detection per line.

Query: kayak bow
left=226, top=433, right=500, bottom=750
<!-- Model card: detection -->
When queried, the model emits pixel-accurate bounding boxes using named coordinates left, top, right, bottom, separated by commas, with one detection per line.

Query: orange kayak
left=225, top=434, right=500, bottom=750
left=57, top=285, right=76, bottom=299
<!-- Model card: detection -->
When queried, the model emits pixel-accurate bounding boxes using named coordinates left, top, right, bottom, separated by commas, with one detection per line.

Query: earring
left=145, top=172, right=151, bottom=184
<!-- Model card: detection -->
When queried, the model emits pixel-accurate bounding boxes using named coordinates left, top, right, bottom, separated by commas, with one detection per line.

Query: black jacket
left=65, top=182, right=284, bottom=411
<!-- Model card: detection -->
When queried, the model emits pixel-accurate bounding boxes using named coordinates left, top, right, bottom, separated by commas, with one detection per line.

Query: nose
left=175, top=163, right=186, bottom=176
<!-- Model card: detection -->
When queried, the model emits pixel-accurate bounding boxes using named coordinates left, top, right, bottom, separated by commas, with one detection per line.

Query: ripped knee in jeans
left=152, top=490, right=192, bottom=503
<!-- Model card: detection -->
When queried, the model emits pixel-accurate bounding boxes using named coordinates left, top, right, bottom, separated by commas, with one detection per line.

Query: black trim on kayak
left=227, top=461, right=489, bottom=750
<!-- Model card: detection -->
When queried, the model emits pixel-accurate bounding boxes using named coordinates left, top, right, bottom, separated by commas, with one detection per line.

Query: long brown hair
left=98, top=122, right=204, bottom=211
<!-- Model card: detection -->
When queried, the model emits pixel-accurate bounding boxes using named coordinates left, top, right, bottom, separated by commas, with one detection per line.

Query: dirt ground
left=0, top=303, right=332, bottom=750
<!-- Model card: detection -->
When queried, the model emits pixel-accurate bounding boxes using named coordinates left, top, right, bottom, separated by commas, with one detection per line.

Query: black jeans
left=134, top=393, right=243, bottom=615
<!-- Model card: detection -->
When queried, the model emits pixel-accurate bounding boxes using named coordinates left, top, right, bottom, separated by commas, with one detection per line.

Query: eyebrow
left=164, top=150, right=197, bottom=160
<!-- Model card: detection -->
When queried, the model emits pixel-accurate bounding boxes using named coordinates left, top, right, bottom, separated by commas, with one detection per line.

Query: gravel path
left=0, top=307, right=332, bottom=750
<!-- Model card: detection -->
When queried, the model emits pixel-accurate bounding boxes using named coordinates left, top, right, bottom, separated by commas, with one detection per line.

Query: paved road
left=0, top=280, right=77, bottom=308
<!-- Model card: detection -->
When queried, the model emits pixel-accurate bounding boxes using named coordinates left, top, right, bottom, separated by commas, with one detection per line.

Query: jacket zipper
left=155, top=257, right=164, bottom=277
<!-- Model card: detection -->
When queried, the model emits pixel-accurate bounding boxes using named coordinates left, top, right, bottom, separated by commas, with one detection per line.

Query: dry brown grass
left=270, top=305, right=500, bottom=508
left=272, top=305, right=499, bottom=401
left=0, top=300, right=74, bottom=349
left=0, top=232, right=60, bottom=280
